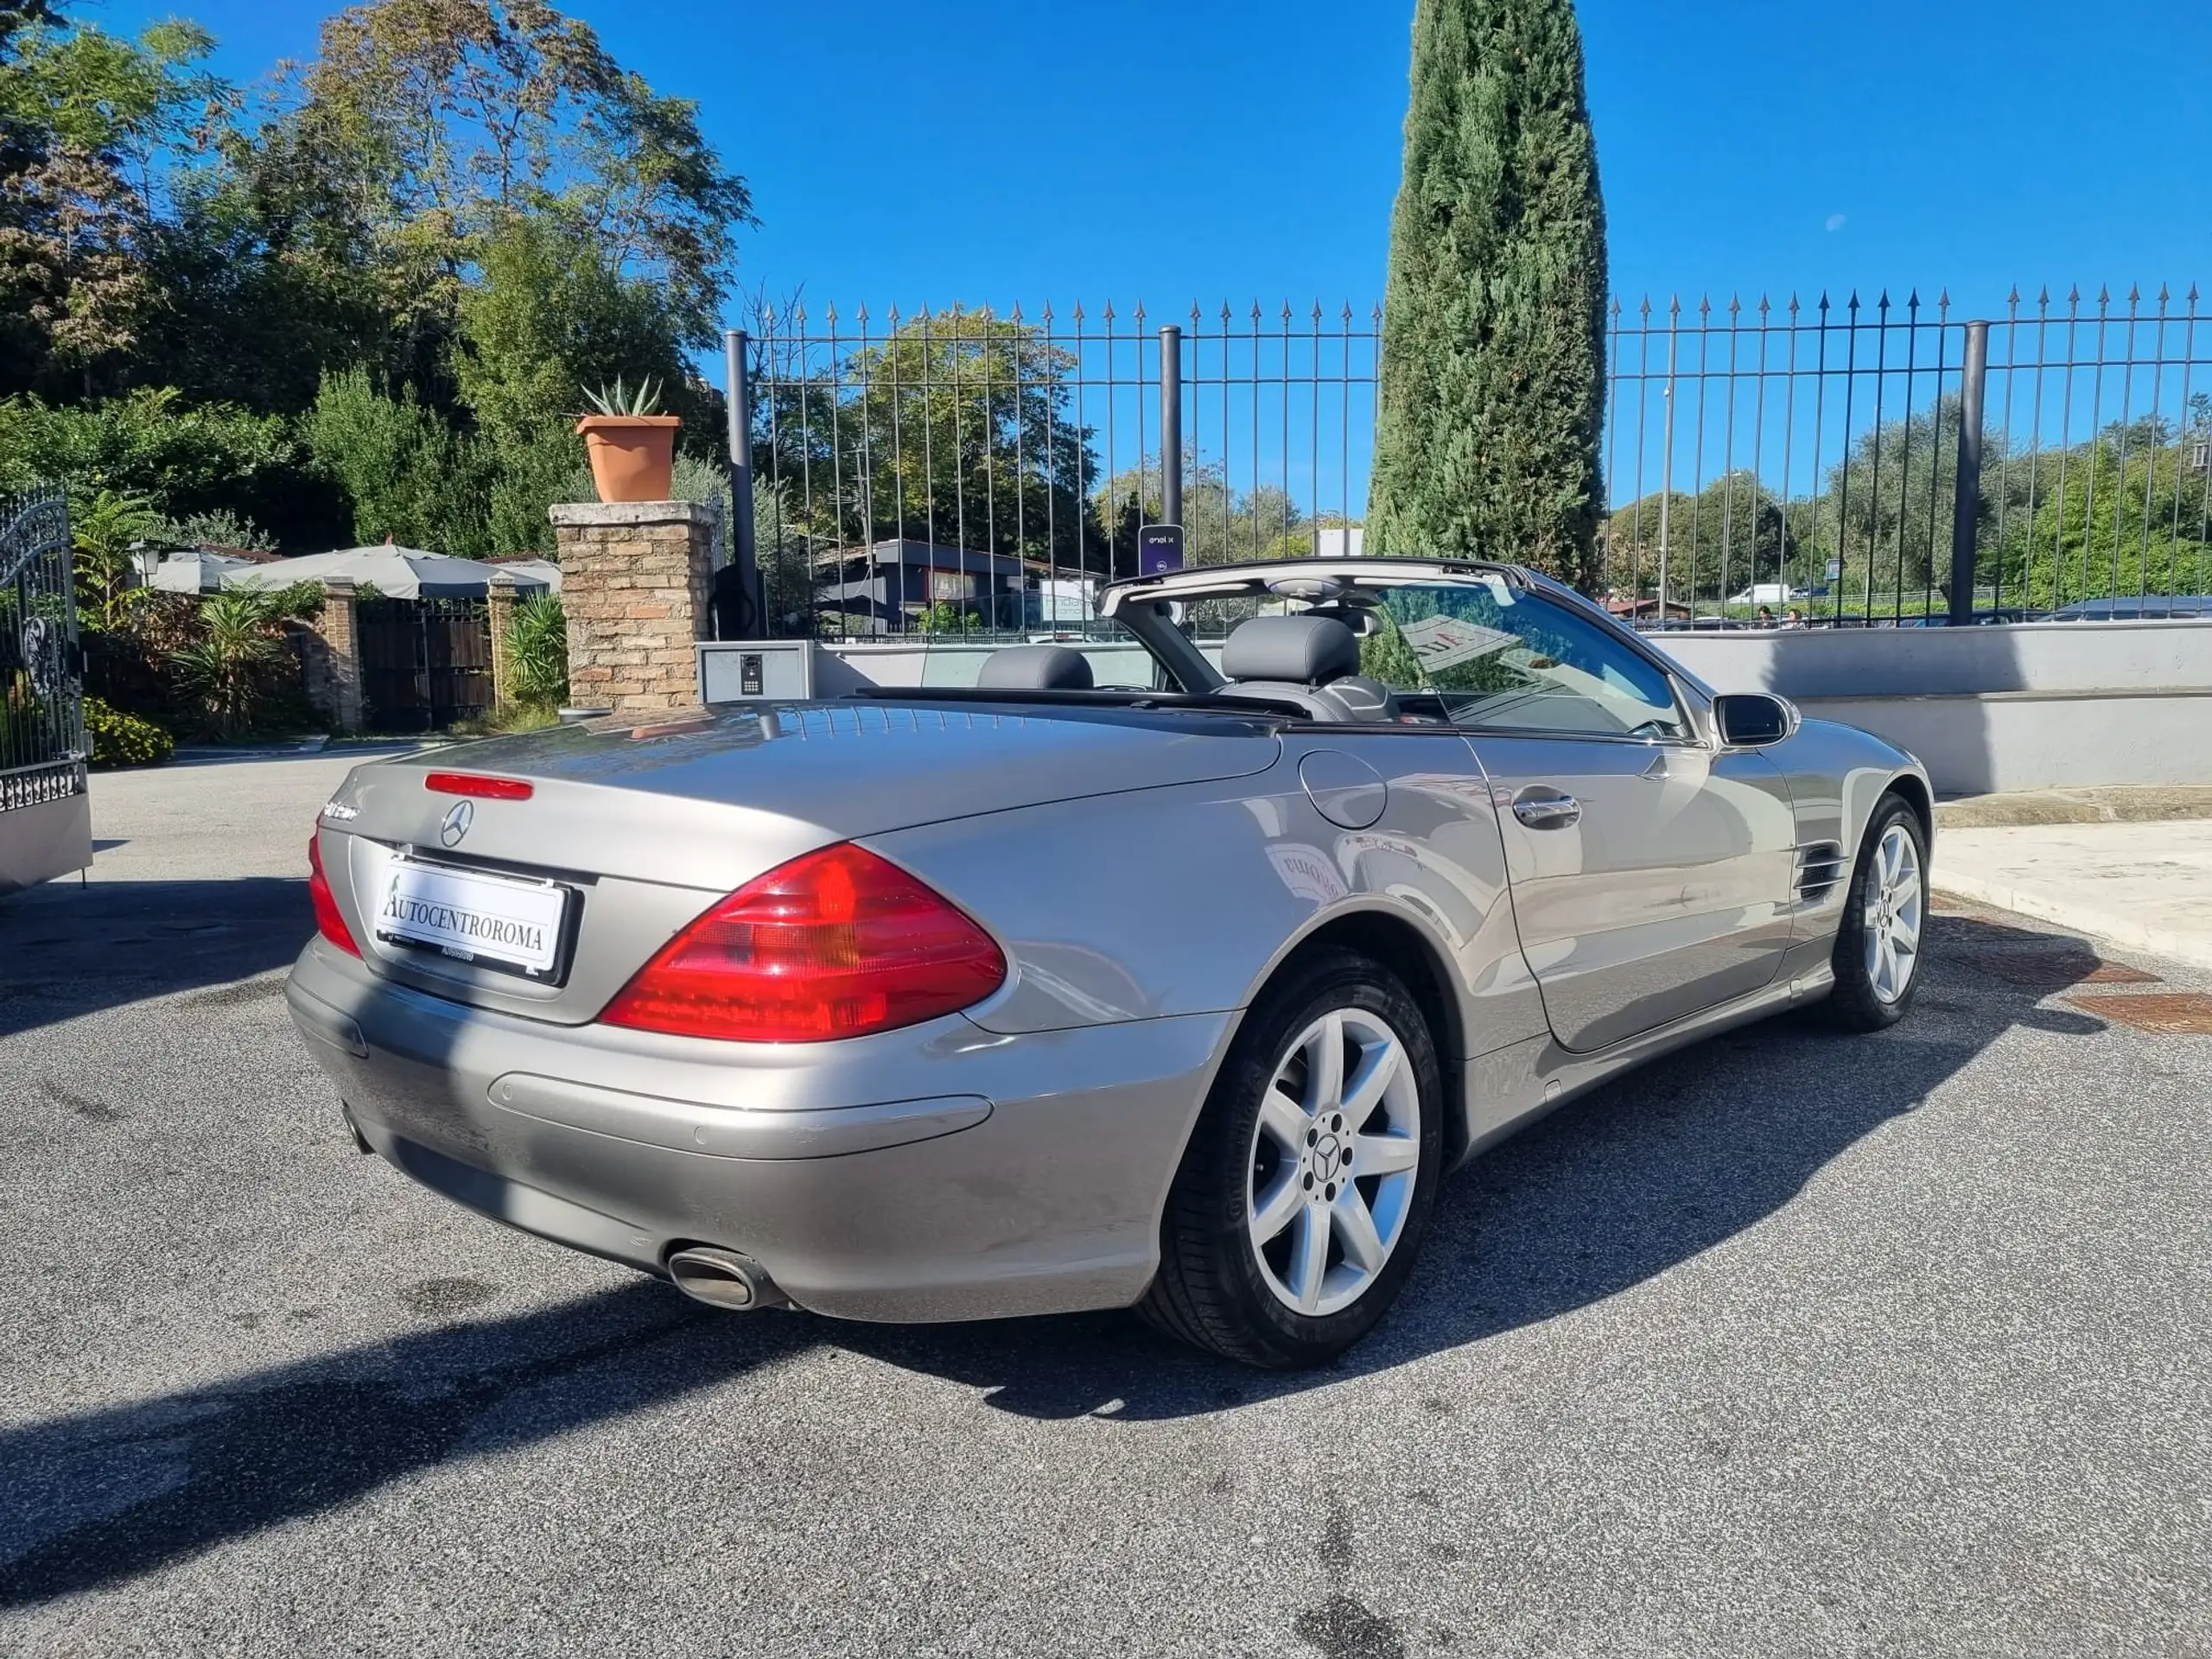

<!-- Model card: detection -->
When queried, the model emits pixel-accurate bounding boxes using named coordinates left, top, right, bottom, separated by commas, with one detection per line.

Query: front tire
left=1825, top=792, right=1929, bottom=1032
left=1141, top=948, right=1444, bottom=1369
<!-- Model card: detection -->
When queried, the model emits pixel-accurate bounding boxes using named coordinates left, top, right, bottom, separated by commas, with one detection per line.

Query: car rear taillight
left=424, top=771, right=534, bottom=801
left=601, top=843, right=1006, bottom=1043
left=308, top=832, right=362, bottom=957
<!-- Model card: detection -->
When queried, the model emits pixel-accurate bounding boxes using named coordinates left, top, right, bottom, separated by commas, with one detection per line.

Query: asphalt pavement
left=2, top=756, right=2209, bottom=1656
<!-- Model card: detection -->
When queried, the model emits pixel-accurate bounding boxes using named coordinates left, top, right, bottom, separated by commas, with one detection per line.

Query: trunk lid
left=318, top=701, right=1279, bottom=1025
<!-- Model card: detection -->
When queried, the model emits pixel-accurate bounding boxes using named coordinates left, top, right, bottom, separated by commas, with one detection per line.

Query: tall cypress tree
left=1367, top=0, right=1607, bottom=588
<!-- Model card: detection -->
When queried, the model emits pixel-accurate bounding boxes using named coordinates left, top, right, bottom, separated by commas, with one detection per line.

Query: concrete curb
left=1935, top=785, right=2212, bottom=829
left=1933, top=872, right=2212, bottom=976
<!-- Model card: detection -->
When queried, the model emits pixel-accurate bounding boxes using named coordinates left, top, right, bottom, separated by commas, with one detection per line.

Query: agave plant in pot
left=576, top=377, right=681, bottom=503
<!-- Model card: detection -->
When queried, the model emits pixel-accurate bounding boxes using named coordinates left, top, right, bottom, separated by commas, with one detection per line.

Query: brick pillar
left=548, top=500, right=715, bottom=714
left=320, top=575, right=364, bottom=733
left=486, top=569, right=519, bottom=707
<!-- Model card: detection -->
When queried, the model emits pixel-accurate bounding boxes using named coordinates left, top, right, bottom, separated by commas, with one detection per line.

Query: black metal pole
left=1948, top=319, right=1989, bottom=625
left=1160, top=324, right=1183, bottom=529
left=725, top=328, right=763, bottom=637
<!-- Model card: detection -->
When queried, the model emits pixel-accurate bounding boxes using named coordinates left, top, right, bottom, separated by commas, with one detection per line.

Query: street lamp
left=130, top=539, right=162, bottom=588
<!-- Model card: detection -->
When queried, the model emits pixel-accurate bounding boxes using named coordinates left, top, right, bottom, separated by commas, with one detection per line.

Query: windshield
left=1100, top=569, right=1684, bottom=736
left=1357, top=577, right=1684, bottom=736
left=887, top=569, right=1683, bottom=739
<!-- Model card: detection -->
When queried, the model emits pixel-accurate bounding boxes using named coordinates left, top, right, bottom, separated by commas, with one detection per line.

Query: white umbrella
left=148, top=550, right=263, bottom=594
left=486, top=558, right=563, bottom=593
left=221, top=546, right=557, bottom=601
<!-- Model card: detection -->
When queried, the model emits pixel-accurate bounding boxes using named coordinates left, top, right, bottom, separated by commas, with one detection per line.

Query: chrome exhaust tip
left=665, top=1246, right=786, bottom=1312
left=339, top=1102, right=374, bottom=1155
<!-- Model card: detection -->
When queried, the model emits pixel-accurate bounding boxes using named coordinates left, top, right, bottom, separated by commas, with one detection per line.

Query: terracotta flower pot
left=576, top=414, right=681, bottom=503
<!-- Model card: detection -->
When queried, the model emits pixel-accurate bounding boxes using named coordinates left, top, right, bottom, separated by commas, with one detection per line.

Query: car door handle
left=1511, top=789, right=1582, bottom=829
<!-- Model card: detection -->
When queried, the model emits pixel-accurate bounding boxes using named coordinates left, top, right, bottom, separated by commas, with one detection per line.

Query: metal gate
left=0, top=487, right=91, bottom=894
left=357, top=597, right=495, bottom=731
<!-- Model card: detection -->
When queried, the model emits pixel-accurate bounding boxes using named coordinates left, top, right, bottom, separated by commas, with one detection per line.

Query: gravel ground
left=2, top=757, right=2208, bottom=1657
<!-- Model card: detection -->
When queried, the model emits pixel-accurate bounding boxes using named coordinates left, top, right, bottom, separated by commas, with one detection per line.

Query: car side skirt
left=1461, top=938, right=1840, bottom=1160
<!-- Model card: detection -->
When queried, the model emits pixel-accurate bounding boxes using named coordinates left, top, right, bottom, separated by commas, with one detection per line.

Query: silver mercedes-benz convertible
left=288, top=556, right=1931, bottom=1368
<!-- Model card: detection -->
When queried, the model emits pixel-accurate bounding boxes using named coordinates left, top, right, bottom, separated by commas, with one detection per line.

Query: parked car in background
left=1728, top=582, right=1806, bottom=604
left=289, top=557, right=1933, bottom=1369
left=1892, top=607, right=2050, bottom=626
left=2045, top=595, right=2212, bottom=620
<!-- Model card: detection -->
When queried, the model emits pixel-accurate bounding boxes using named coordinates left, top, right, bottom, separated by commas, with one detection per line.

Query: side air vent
left=1794, top=842, right=1847, bottom=904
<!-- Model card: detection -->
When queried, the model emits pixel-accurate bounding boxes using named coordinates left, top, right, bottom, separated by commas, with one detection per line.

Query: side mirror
left=1713, top=692, right=1794, bottom=747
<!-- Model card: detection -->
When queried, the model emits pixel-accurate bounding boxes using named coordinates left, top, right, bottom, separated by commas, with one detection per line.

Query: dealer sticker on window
left=376, top=860, right=568, bottom=978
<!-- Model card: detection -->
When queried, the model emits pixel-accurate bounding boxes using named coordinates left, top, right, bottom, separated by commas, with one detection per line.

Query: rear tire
left=1824, top=792, right=1928, bottom=1033
left=1141, top=948, right=1444, bottom=1369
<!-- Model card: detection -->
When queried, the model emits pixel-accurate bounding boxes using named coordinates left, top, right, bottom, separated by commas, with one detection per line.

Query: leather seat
left=1217, top=614, right=1396, bottom=722
left=976, top=645, right=1095, bottom=691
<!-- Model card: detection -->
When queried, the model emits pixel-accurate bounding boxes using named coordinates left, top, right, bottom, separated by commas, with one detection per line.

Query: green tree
left=451, top=212, right=696, bottom=554
left=761, top=308, right=1096, bottom=570
left=2002, top=429, right=2212, bottom=607
left=0, top=7, right=232, bottom=397
left=1366, top=0, right=1608, bottom=587
left=0, top=386, right=305, bottom=529
left=1091, top=457, right=1309, bottom=573
left=302, top=367, right=493, bottom=553
left=252, top=0, right=752, bottom=353
left=1810, top=389, right=1991, bottom=607
left=1605, top=471, right=1791, bottom=601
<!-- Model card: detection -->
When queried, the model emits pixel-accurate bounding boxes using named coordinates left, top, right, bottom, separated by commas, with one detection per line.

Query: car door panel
left=1471, top=734, right=1797, bottom=1053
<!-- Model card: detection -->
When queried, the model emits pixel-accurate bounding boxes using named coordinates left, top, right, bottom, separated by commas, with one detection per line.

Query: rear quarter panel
left=867, top=737, right=1548, bottom=1058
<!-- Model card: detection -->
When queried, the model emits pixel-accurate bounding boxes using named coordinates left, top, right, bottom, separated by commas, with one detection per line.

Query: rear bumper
left=285, top=942, right=1229, bottom=1322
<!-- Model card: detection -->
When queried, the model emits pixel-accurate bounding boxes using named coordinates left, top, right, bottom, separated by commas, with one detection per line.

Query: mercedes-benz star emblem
left=439, top=800, right=474, bottom=848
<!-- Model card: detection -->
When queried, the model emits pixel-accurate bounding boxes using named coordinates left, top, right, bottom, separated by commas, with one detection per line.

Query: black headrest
left=1222, top=614, right=1361, bottom=685
left=976, top=644, right=1094, bottom=691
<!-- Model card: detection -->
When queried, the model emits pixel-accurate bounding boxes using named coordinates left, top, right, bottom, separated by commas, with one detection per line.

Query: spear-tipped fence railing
left=736, top=300, right=1380, bottom=639
left=730, top=284, right=2209, bottom=639
left=1604, top=283, right=2212, bottom=626
left=1, top=486, right=86, bottom=815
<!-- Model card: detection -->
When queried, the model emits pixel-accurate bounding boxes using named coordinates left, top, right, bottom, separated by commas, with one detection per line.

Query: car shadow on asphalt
left=826, top=913, right=2112, bottom=1416
left=0, top=878, right=315, bottom=1039
left=0, top=915, right=2111, bottom=1605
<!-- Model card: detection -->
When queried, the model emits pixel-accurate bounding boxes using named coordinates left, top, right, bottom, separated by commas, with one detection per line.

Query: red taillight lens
left=601, top=843, right=1006, bottom=1043
left=308, top=832, right=362, bottom=957
left=424, top=772, right=533, bottom=801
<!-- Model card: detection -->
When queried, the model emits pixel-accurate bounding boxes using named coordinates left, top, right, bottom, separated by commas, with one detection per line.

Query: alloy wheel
left=1245, top=1007, right=1422, bottom=1317
left=1862, top=822, right=1924, bottom=1004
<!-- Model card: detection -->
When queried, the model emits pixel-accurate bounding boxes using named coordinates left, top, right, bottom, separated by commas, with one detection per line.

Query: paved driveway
left=3, top=756, right=2209, bottom=1656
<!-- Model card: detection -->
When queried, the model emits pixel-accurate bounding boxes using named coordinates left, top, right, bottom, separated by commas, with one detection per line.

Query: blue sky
left=89, top=0, right=2212, bottom=323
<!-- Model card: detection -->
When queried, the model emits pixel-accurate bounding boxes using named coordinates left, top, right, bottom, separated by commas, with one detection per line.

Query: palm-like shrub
left=506, top=592, right=569, bottom=706
left=73, top=489, right=168, bottom=630
left=174, top=589, right=285, bottom=737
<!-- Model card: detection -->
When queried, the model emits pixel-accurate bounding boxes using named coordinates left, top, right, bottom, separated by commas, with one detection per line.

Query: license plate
left=375, top=860, right=569, bottom=980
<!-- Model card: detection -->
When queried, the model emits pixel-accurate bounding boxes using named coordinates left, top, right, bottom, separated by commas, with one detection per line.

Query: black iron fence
left=730, top=283, right=2211, bottom=639
left=1605, top=284, right=2212, bottom=626
left=0, top=487, right=86, bottom=810
left=739, top=301, right=1379, bottom=638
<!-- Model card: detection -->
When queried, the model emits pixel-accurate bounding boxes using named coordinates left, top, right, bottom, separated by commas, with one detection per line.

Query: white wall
left=1650, top=621, right=2212, bottom=793
left=819, top=639, right=1161, bottom=690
